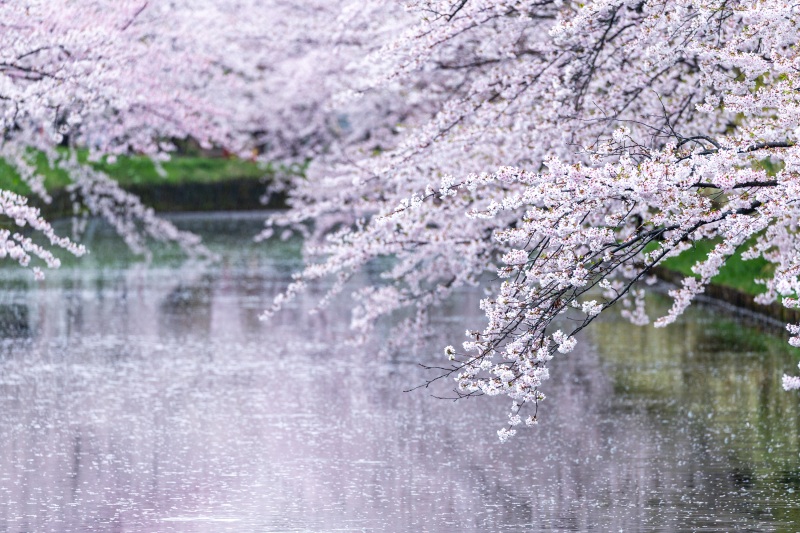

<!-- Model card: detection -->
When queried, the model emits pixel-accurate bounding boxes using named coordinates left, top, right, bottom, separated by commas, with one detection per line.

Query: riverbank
left=41, top=176, right=287, bottom=216
left=2, top=154, right=793, bottom=324
left=653, top=241, right=800, bottom=325
left=0, top=152, right=290, bottom=218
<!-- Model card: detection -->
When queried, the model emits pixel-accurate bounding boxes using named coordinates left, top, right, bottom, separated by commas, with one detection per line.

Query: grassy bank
left=654, top=240, right=800, bottom=323
left=0, top=151, right=290, bottom=216
left=658, top=240, right=772, bottom=297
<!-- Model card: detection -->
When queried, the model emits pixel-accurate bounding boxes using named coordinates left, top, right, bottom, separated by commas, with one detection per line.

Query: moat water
left=0, top=212, right=799, bottom=532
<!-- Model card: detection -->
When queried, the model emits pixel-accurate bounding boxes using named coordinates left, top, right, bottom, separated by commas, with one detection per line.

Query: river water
left=0, top=212, right=799, bottom=532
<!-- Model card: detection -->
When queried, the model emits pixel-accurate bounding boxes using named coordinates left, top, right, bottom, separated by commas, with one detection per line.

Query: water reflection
left=0, top=304, right=29, bottom=339
left=0, top=212, right=798, bottom=532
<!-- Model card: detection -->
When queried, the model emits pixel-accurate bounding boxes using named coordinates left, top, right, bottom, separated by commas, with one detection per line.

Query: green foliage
left=660, top=239, right=773, bottom=297
left=0, top=152, right=71, bottom=195
left=0, top=150, right=273, bottom=197
left=95, top=154, right=270, bottom=186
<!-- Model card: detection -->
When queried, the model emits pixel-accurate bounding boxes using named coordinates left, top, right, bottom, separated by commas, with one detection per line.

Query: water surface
left=0, top=212, right=799, bottom=532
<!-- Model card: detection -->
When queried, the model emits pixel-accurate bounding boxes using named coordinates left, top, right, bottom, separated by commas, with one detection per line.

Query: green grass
left=654, top=157, right=785, bottom=298
left=96, top=155, right=271, bottom=186
left=0, top=150, right=275, bottom=197
left=659, top=239, right=773, bottom=297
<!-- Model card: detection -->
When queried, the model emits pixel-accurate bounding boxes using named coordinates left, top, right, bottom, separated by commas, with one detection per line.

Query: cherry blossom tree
left=7, top=0, right=800, bottom=438
left=266, top=0, right=800, bottom=439
left=0, top=1, right=230, bottom=270
left=0, top=0, right=360, bottom=271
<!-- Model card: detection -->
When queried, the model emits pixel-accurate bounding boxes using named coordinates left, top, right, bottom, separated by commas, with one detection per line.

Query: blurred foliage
left=659, top=239, right=773, bottom=297
left=0, top=150, right=306, bottom=215
left=0, top=149, right=274, bottom=197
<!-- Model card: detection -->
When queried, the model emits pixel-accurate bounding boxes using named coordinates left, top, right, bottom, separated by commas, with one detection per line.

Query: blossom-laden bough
left=0, top=0, right=361, bottom=274
left=266, top=0, right=800, bottom=439
left=5, top=0, right=800, bottom=438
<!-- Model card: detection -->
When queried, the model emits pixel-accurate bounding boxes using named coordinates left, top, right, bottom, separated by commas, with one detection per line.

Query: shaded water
left=0, top=212, right=799, bottom=532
